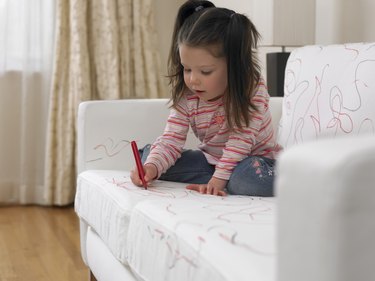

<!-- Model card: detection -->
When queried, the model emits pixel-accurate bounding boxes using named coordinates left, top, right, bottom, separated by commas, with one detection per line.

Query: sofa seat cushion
left=75, top=170, right=276, bottom=280
left=75, top=170, right=191, bottom=263
left=127, top=195, right=276, bottom=281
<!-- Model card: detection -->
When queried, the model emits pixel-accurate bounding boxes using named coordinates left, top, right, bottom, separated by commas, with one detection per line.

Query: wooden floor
left=0, top=206, right=88, bottom=281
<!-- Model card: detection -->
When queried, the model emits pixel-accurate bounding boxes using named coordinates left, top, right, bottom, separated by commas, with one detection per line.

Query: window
left=0, top=0, right=54, bottom=72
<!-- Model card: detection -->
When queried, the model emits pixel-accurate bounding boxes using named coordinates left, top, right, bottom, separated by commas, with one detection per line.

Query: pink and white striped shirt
left=145, top=82, right=282, bottom=180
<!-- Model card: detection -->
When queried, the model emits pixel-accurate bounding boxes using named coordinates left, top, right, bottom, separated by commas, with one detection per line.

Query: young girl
left=130, top=0, right=282, bottom=196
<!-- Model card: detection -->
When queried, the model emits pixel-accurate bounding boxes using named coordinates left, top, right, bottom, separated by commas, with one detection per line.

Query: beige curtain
left=44, top=0, right=166, bottom=205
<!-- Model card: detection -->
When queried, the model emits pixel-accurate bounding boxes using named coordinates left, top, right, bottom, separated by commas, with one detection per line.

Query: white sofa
left=75, top=42, right=375, bottom=281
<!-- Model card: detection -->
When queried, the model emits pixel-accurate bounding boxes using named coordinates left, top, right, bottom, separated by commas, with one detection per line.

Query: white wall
left=210, top=0, right=375, bottom=81
left=211, top=0, right=375, bottom=44
left=316, top=0, right=375, bottom=44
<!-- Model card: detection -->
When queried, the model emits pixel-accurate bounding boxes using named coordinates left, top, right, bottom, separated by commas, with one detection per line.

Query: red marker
left=131, top=141, right=148, bottom=189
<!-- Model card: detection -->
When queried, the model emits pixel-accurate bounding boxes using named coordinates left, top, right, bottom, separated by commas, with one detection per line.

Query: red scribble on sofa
left=87, top=138, right=131, bottom=162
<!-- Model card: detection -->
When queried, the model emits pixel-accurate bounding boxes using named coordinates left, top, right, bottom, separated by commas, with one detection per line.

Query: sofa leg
left=89, top=270, right=97, bottom=281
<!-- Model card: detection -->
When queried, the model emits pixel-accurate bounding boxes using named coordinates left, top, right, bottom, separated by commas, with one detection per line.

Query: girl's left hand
left=186, top=177, right=227, bottom=196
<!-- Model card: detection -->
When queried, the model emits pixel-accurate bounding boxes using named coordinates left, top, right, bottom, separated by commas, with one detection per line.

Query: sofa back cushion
left=277, top=42, right=375, bottom=149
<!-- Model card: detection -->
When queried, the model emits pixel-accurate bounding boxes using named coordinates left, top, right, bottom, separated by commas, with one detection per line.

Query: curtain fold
left=44, top=0, right=166, bottom=205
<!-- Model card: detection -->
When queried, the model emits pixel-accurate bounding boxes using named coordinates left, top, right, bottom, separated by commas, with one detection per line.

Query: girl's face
left=179, top=44, right=228, bottom=102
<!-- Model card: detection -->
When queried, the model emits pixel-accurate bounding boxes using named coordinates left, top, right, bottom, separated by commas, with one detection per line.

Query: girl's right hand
left=130, top=163, right=158, bottom=187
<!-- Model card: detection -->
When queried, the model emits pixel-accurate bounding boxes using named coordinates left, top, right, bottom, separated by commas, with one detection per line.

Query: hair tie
left=195, top=5, right=204, bottom=12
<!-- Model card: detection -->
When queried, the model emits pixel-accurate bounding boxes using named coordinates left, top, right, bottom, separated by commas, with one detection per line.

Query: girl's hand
left=130, top=163, right=158, bottom=187
left=186, top=177, right=227, bottom=196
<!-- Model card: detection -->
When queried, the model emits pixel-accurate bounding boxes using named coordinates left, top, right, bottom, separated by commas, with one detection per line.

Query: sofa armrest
left=77, top=99, right=169, bottom=174
left=77, top=99, right=201, bottom=174
left=276, top=134, right=375, bottom=281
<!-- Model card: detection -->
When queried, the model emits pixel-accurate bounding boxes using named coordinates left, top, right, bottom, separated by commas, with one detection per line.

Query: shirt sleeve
left=213, top=82, right=271, bottom=180
left=145, top=100, right=190, bottom=178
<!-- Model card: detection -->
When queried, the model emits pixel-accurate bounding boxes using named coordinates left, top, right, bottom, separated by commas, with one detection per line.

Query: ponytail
left=224, top=13, right=261, bottom=128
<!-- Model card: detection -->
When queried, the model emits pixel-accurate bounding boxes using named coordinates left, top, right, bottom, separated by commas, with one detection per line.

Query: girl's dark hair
left=168, top=0, right=261, bottom=129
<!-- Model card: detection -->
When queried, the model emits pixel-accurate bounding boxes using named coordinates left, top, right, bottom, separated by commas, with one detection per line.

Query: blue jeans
left=140, top=145, right=275, bottom=197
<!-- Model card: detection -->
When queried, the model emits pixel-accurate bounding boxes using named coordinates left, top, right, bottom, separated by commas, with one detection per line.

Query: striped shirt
left=145, top=81, right=282, bottom=180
